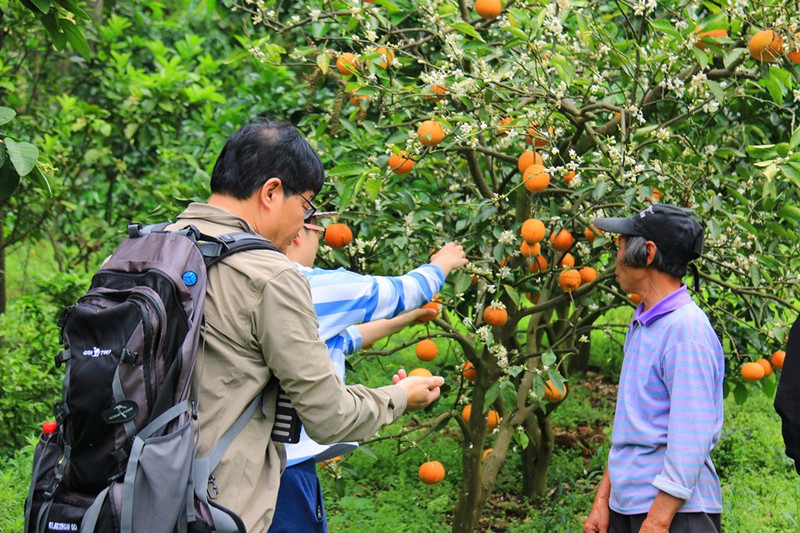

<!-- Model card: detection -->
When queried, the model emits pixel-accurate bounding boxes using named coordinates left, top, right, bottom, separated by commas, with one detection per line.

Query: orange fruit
left=415, top=339, right=439, bottom=361
left=388, top=151, right=414, bottom=174
left=474, top=0, right=501, bottom=19
left=522, top=164, right=550, bottom=192
left=487, top=410, right=500, bottom=431
left=563, top=170, right=576, bottom=184
left=558, top=269, right=581, bottom=292
left=529, top=254, right=548, bottom=273
left=369, top=46, right=394, bottom=68
left=749, top=29, right=783, bottom=62
left=324, top=223, right=353, bottom=248
left=755, top=358, right=773, bottom=378
left=426, top=85, right=447, bottom=101
left=320, top=456, right=342, bottom=468
left=788, top=32, right=800, bottom=64
left=741, top=361, right=765, bottom=382
left=336, top=52, right=359, bottom=75
left=772, top=349, right=786, bottom=370
left=520, top=241, right=541, bottom=257
left=521, top=218, right=546, bottom=243
left=483, top=306, right=508, bottom=327
left=695, top=29, right=728, bottom=50
left=418, top=460, right=446, bottom=484
left=517, top=150, right=543, bottom=173
left=628, top=293, right=642, bottom=304
left=550, top=229, right=574, bottom=252
left=496, top=116, right=513, bottom=136
left=584, top=225, right=601, bottom=243
left=525, top=124, right=553, bottom=147
left=559, top=252, right=575, bottom=268
left=461, top=361, right=477, bottom=381
left=544, top=380, right=566, bottom=402
left=349, top=93, right=369, bottom=108
left=482, top=448, right=493, bottom=461
left=409, top=368, right=433, bottom=378
left=417, top=297, right=441, bottom=323
left=417, top=120, right=445, bottom=147
left=461, top=403, right=473, bottom=423
left=579, top=266, right=598, bottom=285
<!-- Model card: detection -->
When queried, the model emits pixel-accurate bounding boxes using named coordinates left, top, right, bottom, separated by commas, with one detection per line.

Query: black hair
left=622, top=235, right=687, bottom=278
left=210, top=119, right=325, bottom=199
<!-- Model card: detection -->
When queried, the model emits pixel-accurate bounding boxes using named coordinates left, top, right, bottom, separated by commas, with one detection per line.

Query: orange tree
left=235, top=0, right=800, bottom=530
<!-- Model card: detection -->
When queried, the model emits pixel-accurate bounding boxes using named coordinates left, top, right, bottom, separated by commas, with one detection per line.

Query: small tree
left=238, top=0, right=799, bottom=529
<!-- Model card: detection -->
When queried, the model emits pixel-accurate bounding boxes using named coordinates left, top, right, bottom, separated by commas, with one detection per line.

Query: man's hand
left=392, top=369, right=444, bottom=411
left=583, top=504, right=609, bottom=533
left=429, top=242, right=469, bottom=276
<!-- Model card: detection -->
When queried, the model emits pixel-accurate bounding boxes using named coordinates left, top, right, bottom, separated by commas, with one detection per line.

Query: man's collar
left=632, top=285, right=692, bottom=326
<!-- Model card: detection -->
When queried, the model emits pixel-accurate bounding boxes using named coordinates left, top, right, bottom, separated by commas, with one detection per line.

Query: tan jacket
left=174, top=203, right=407, bottom=532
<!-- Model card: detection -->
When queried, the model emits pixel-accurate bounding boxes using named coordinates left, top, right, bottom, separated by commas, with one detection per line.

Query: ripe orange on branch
left=748, top=29, right=783, bottom=62
left=771, top=349, right=786, bottom=370
left=417, top=297, right=441, bottom=323
left=579, top=266, right=598, bottom=285
left=487, top=410, right=500, bottom=431
left=517, top=150, right=543, bottom=173
left=475, top=0, right=501, bottom=20
left=559, top=252, right=575, bottom=268
left=544, top=380, right=566, bottom=402
left=550, top=229, right=574, bottom=252
left=525, top=123, right=553, bottom=147
left=335, top=52, right=358, bottom=75
left=483, top=305, right=508, bottom=327
left=558, top=269, right=581, bottom=292
left=369, top=46, right=394, bottom=68
left=789, top=32, right=800, bottom=64
left=755, top=358, right=773, bottom=377
left=584, top=225, right=601, bottom=243
left=741, top=361, right=765, bottom=381
left=418, top=460, right=446, bottom=484
left=461, top=361, right=477, bottom=381
left=521, top=218, right=546, bottom=243
left=529, top=254, right=548, bottom=273
left=520, top=241, right=540, bottom=257
left=417, top=120, right=445, bottom=147
left=496, top=116, right=513, bottom=136
left=522, top=164, right=550, bottom=192
left=415, top=339, right=439, bottom=361
left=694, top=28, right=728, bottom=50
left=324, top=223, right=353, bottom=248
left=388, top=151, right=414, bottom=174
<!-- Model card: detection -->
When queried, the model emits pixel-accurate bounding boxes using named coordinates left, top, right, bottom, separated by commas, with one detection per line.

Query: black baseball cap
left=593, top=204, right=704, bottom=265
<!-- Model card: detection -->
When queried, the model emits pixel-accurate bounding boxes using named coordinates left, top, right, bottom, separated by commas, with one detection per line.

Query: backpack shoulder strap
left=200, top=231, right=282, bottom=268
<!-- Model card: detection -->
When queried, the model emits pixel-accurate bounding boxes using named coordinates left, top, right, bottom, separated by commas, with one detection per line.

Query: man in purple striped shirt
left=584, top=204, right=725, bottom=533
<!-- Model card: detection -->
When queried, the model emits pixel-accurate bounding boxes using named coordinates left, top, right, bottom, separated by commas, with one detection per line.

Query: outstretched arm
left=429, top=242, right=469, bottom=276
left=356, top=308, right=436, bottom=347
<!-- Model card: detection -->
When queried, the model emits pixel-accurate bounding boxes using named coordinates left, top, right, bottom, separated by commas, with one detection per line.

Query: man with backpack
left=173, top=119, right=445, bottom=531
left=268, top=217, right=468, bottom=532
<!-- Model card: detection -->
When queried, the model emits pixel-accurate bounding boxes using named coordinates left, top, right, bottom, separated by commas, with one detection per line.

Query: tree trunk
left=521, top=411, right=554, bottom=498
left=570, top=335, right=591, bottom=373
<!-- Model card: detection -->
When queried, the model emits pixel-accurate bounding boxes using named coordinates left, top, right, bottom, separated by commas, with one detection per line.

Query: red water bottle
left=42, top=421, right=57, bottom=435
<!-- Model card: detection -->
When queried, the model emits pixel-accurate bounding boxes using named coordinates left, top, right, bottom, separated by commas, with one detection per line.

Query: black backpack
left=24, top=223, right=279, bottom=533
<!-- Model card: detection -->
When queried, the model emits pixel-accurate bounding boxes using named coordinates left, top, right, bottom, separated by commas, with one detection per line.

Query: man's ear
left=259, top=177, right=283, bottom=208
left=645, top=240, right=658, bottom=266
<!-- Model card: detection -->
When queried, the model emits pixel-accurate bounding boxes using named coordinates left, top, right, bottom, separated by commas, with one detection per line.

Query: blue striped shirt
left=608, top=285, right=724, bottom=514
left=284, top=263, right=446, bottom=466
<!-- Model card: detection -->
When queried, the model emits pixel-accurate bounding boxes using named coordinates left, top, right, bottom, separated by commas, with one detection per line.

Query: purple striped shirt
left=608, top=285, right=724, bottom=514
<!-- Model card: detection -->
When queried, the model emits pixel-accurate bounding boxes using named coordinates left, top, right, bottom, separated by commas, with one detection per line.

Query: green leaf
left=327, top=162, right=364, bottom=177
left=54, top=0, right=90, bottom=20
left=41, top=9, right=66, bottom=50
left=732, top=382, right=748, bottom=405
left=541, top=349, right=556, bottom=366
left=30, top=164, right=52, bottom=196
left=500, top=380, right=517, bottom=411
left=0, top=107, right=16, bottom=126
left=764, top=76, right=784, bottom=105
left=648, top=19, right=679, bottom=37
left=484, top=380, right=500, bottom=408
left=514, top=431, right=530, bottom=449
left=503, top=284, right=521, bottom=306
left=0, top=156, right=20, bottom=201
left=316, top=52, right=330, bottom=75
left=722, top=47, right=746, bottom=68
left=4, top=138, right=39, bottom=176
left=450, top=22, right=485, bottom=43
left=778, top=204, right=800, bottom=223
left=29, top=0, right=52, bottom=13
left=707, top=80, right=724, bottom=104
left=790, top=127, right=800, bottom=149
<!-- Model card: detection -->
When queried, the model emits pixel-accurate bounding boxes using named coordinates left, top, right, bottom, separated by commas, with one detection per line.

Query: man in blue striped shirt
left=269, top=215, right=468, bottom=533
left=585, top=205, right=725, bottom=533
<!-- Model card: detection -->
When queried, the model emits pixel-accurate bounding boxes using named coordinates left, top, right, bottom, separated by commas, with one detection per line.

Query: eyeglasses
left=303, top=222, right=325, bottom=239
left=295, top=190, right=318, bottom=222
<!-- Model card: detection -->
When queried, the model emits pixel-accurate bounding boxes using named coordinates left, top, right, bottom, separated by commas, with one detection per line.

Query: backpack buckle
left=54, top=350, right=71, bottom=368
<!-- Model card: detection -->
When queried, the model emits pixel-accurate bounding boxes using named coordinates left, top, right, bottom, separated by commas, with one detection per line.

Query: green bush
left=0, top=272, right=84, bottom=453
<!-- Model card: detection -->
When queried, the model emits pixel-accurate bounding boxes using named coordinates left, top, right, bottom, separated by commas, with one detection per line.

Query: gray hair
left=622, top=235, right=687, bottom=278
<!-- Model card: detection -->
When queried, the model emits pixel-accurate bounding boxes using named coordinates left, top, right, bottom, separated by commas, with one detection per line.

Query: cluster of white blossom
left=490, top=344, right=509, bottom=369
left=632, top=0, right=657, bottom=16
